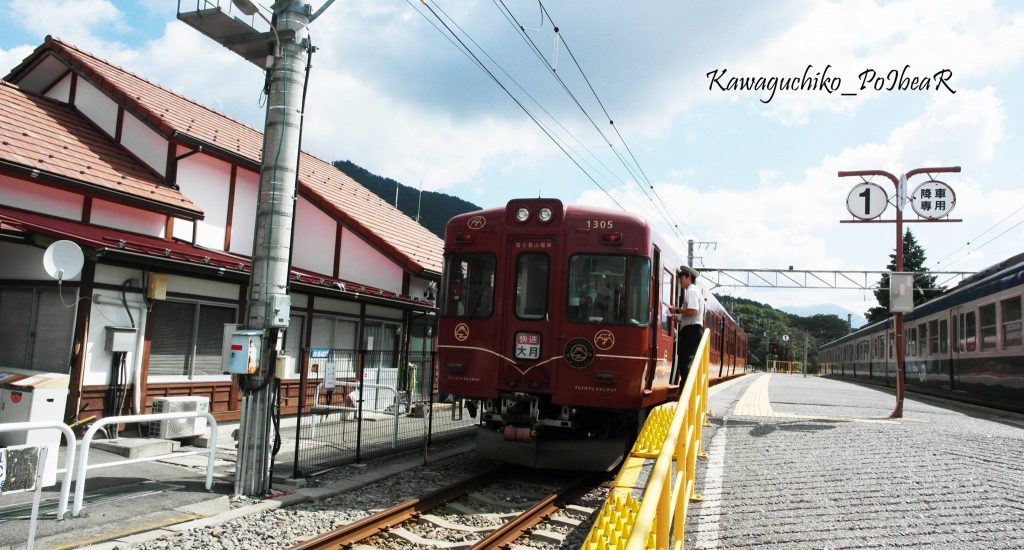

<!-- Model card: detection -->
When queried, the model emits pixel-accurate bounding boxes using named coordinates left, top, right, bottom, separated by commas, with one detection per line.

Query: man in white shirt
left=669, top=265, right=704, bottom=383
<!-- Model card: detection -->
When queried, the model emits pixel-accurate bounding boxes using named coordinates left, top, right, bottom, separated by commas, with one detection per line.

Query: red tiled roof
left=0, top=206, right=433, bottom=307
left=0, top=81, right=202, bottom=218
left=21, top=37, right=443, bottom=274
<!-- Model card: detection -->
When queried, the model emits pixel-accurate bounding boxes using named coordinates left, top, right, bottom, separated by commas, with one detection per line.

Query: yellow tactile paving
left=732, top=374, right=902, bottom=424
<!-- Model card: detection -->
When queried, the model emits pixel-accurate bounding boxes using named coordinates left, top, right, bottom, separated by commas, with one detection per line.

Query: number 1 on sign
left=858, top=187, right=870, bottom=215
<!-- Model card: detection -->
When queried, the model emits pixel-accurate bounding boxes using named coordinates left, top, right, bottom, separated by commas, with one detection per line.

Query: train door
left=648, top=248, right=661, bottom=389
left=502, top=238, right=554, bottom=391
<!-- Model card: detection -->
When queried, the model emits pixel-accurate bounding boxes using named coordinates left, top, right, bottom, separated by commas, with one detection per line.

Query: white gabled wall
left=90, top=199, right=166, bottom=237
left=292, top=196, right=336, bottom=276
left=174, top=153, right=230, bottom=250
left=339, top=226, right=403, bottom=294
left=120, top=113, right=167, bottom=177
left=0, top=174, right=84, bottom=220
left=73, top=79, right=118, bottom=137
left=230, top=168, right=259, bottom=256
left=44, top=73, right=72, bottom=103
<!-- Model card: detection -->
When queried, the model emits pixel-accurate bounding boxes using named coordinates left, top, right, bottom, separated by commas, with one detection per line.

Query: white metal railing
left=0, top=421, right=77, bottom=521
left=309, top=382, right=400, bottom=448
left=72, top=411, right=218, bottom=516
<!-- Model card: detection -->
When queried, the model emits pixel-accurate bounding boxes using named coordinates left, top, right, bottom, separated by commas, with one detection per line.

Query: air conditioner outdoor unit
left=149, top=396, right=210, bottom=439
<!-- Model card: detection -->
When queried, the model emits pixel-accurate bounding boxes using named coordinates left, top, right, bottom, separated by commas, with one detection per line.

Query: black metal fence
left=289, top=350, right=477, bottom=477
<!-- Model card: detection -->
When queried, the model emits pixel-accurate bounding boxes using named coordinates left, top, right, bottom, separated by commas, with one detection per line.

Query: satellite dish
left=43, top=240, right=84, bottom=282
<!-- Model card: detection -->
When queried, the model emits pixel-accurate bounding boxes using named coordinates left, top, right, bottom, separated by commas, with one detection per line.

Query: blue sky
left=2, top=0, right=1023, bottom=318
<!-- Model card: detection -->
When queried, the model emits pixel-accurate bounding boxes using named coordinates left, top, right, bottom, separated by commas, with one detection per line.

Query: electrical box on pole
left=889, top=272, right=915, bottom=313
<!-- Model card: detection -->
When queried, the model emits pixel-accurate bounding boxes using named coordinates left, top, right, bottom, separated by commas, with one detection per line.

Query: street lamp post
left=838, top=166, right=961, bottom=418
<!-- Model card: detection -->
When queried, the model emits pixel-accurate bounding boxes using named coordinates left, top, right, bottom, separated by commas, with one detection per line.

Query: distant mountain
left=333, top=160, right=481, bottom=238
left=781, top=304, right=866, bottom=329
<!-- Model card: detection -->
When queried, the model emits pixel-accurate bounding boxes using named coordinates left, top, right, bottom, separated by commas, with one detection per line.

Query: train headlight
left=515, top=207, right=530, bottom=223
left=538, top=207, right=553, bottom=223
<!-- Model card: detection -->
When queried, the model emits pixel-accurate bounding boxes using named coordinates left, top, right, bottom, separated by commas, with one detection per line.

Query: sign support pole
left=838, top=166, right=961, bottom=418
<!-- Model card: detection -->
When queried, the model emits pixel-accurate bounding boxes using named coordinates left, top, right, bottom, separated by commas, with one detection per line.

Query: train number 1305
left=586, top=220, right=614, bottom=229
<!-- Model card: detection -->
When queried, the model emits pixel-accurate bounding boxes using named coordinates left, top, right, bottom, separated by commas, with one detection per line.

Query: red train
left=438, top=199, right=746, bottom=470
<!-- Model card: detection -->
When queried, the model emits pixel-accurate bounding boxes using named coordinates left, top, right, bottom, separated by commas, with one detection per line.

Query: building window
left=148, top=300, right=236, bottom=378
left=1002, top=296, right=1021, bottom=348
left=979, top=304, right=997, bottom=351
left=283, top=313, right=305, bottom=374
left=0, top=287, right=76, bottom=373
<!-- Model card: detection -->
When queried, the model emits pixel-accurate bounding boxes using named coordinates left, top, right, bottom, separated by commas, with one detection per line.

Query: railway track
left=289, top=465, right=603, bottom=549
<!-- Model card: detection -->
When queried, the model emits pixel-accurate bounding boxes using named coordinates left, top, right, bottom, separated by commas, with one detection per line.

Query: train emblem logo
left=467, top=216, right=486, bottom=230
left=454, top=323, right=470, bottom=342
left=593, top=330, right=615, bottom=350
left=563, top=338, right=595, bottom=369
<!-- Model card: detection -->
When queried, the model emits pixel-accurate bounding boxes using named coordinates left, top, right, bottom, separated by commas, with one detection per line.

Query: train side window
left=1002, top=296, right=1022, bottom=348
left=918, top=323, right=928, bottom=356
left=979, top=304, right=997, bottom=351
left=660, top=269, right=673, bottom=333
left=952, top=316, right=958, bottom=352
left=567, top=255, right=627, bottom=324
left=928, top=319, right=939, bottom=355
left=939, top=319, right=948, bottom=354
left=965, top=311, right=976, bottom=352
left=514, top=253, right=549, bottom=320
left=442, top=253, right=497, bottom=318
left=909, top=327, right=917, bottom=356
left=626, top=257, right=651, bottom=326
left=888, top=332, right=894, bottom=359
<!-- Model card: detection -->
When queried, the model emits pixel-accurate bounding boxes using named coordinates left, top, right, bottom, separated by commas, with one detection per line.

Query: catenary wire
left=412, top=0, right=625, bottom=210
left=495, top=0, right=692, bottom=244
left=418, top=0, right=627, bottom=197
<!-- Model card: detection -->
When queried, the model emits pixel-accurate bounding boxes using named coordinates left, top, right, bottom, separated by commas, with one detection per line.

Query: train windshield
left=442, top=253, right=496, bottom=318
left=567, top=255, right=651, bottom=326
left=515, top=253, right=549, bottom=320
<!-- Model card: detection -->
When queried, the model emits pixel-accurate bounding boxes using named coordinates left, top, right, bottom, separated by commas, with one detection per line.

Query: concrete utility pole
left=180, top=0, right=335, bottom=496
left=235, top=1, right=311, bottom=497
left=838, top=166, right=961, bottom=418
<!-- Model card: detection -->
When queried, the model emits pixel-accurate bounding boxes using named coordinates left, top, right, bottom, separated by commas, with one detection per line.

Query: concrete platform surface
left=684, top=373, right=1024, bottom=549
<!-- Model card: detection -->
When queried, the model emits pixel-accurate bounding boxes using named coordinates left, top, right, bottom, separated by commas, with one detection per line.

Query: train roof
left=821, top=252, right=1024, bottom=349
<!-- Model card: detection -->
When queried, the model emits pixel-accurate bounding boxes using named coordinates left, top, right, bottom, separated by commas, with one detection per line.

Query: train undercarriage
left=469, top=392, right=639, bottom=471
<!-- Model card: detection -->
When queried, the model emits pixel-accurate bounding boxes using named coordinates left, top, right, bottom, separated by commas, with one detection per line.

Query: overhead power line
left=493, top=0, right=693, bottom=245
left=408, top=0, right=625, bottom=210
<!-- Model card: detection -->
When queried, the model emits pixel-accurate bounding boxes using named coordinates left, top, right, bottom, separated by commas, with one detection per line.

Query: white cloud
left=577, top=86, right=1020, bottom=316
left=7, top=0, right=123, bottom=51
left=715, top=0, right=1024, bottom=125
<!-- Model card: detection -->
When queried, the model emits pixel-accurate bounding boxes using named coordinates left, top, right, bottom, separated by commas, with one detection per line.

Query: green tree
left=864, top=229, right=942, bottom=324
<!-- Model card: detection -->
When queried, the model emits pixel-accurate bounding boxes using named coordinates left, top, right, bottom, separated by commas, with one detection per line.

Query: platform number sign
left=910, top=180, right=956, bottom=219
left=846, top=182, right=888, bottom=220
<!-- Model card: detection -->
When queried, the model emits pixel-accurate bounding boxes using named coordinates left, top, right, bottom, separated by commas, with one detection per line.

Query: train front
left=438, top=198, right=654, bottom=470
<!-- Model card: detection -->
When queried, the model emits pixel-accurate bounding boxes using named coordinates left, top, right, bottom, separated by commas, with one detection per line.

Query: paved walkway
left=686, top=373, right=1024, bottom=549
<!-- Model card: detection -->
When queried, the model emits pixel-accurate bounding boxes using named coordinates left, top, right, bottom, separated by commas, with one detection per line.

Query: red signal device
left=455, top=233, right=474, bottom=243
left=601, top=232, right=623, bottom=245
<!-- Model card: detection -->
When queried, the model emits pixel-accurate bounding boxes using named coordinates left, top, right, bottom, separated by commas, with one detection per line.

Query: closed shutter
left=148, top=301, right=195, bottom=376
left=0, top=288, right=33, bottom=368
left=31, top=289, right=76, bottom=373
left=193, top=304, right=236, bottom=375
left=284, top=314, right=305, bottom=373
left=311, top=316, right=334, bottom=348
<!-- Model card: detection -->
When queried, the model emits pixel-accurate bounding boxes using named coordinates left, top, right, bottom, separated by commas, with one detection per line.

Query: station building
left=0, top=37, right=443, bottom=423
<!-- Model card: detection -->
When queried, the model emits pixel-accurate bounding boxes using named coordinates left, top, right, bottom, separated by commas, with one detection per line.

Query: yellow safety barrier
left=584, top=328, right=712, bottom=550
left=767, top=359, right=802, bottom=374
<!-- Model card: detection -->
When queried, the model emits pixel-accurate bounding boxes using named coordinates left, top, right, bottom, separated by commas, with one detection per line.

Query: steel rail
left=468, top=473, right=602, bottom=549
left=289, top=465, right=509, bottom=549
